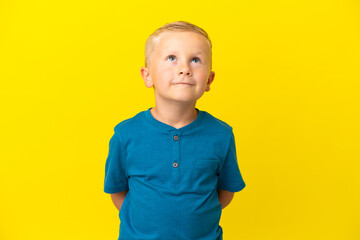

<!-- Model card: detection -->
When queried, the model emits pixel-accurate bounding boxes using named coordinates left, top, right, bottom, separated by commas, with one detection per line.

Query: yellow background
left=1, top=0, right=359, bottom=239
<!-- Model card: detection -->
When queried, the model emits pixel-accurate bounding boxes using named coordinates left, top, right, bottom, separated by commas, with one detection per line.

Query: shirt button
left=173, top=162, right=178, bottom=168
left=173, top=135, right=179, bottom=141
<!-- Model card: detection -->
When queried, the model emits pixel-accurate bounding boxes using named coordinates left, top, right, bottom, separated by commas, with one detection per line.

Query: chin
left=173, top=94, right=197, bottom=101
left=168, top=97, right=196, bottom=103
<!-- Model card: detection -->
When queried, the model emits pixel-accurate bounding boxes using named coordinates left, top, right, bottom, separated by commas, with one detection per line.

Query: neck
left=150, top=102, right=198, bottom=129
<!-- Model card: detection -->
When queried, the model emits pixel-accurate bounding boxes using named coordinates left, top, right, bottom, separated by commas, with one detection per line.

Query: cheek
left=156, top=65, right=173, bottom=76
left=153, top=68, right=174, bottom=86
left=194, top=68, right=209, bottom=80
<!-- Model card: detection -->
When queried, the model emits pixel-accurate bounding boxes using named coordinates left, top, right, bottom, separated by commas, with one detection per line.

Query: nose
left=178, top=62, right=192, bottom=76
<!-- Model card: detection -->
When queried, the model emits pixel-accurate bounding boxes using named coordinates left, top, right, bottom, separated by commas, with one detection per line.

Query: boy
left=104, top=21, right=246, bottom=240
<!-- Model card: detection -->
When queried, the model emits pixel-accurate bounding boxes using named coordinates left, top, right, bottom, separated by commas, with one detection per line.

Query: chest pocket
left=193, top=159, right=220, bottom=194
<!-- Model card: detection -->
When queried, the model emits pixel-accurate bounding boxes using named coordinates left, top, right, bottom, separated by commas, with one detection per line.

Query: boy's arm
left=110, top=190, right=128, bottom=211
left=218, top=190, right=234, bottom=209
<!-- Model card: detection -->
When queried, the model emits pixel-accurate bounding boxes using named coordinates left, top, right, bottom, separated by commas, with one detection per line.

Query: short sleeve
left=104, top=132, right=129, bottom=194
left=218, top=130, right=246, bottom=192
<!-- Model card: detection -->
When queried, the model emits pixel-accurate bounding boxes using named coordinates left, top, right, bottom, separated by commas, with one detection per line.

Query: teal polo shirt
left=104, top=108, right=246, bottom=240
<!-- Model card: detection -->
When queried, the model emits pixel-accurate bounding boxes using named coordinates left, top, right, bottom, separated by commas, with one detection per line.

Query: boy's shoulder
left=201, top=110, right=233, bottom=132
left=113, top=110, right=145, bottom=134
left=200, top=111, right=235, bottom=145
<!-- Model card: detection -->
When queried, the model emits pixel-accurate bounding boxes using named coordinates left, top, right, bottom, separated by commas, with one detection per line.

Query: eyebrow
left=193, top=52, right=207, bottom=57
left=165, top=51, right=207, bottom=57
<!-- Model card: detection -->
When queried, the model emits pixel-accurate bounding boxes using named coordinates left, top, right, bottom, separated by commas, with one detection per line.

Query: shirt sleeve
left=218, top=130, right=246, bottom=192
left=104, top=132, right=129, bottom=194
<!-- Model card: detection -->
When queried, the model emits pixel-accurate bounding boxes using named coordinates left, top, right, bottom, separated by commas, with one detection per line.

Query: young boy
left=104, top=21, right=246, bottom=240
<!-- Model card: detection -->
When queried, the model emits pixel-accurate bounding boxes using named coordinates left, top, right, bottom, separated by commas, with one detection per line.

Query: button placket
left=171, top=132, right=182, bottom=186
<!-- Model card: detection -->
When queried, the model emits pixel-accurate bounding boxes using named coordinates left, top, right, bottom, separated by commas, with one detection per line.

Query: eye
left=167, top=55, right=176, bottom=61
left=191, top=57, right=200, bottom=63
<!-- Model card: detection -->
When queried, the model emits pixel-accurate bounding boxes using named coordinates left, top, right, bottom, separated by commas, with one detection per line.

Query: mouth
left=175, top=82, right=193, bottom=86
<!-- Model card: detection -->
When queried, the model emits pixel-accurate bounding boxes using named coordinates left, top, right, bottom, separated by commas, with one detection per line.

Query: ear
left=140, top=67, right=153, bottom=88
left=205, top=71, right=215, bottom=92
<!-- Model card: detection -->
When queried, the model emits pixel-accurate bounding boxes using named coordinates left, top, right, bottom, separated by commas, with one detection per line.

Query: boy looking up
left=104, top=21, right=246, bottom=240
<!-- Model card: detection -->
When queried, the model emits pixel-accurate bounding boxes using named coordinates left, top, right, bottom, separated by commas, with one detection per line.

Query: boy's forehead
left=153, top=31, right=210, bottom=54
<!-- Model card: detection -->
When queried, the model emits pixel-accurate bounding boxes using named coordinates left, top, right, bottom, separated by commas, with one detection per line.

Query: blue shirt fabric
left=104, top=107, right=246, bottom=240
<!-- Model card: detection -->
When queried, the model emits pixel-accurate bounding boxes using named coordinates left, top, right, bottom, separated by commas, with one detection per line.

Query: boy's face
left=141, top=31, right=215, bottom=105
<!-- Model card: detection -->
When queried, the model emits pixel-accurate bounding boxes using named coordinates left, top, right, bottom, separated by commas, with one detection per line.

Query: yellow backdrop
left=1, top=0, right=359, bottom=239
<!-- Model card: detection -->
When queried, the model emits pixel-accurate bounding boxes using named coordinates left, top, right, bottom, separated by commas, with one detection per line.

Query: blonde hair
left=144, top=21, right=212, bottom=69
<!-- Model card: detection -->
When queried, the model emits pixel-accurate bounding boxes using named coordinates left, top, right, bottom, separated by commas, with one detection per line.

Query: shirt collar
left=144, top=107, right=203, bottom=133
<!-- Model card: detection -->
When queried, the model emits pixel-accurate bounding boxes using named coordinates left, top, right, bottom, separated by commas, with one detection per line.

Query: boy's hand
left=217, top=190, right=234, bottom=209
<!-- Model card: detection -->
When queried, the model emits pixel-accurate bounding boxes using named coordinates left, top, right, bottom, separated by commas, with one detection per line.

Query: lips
left=175, top=82, right=193, bottom=85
